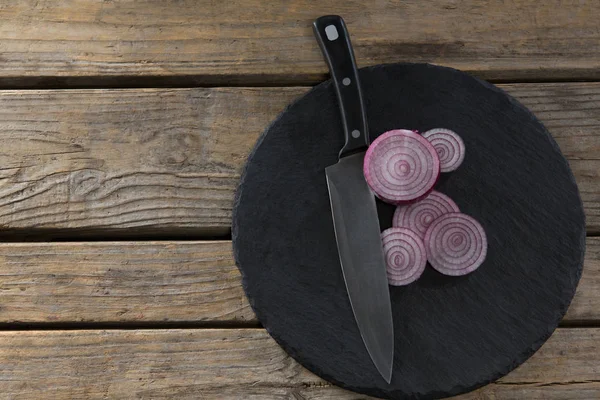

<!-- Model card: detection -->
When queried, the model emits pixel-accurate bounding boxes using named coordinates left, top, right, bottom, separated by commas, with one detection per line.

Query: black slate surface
left=232, top=63, right=585, bottom=400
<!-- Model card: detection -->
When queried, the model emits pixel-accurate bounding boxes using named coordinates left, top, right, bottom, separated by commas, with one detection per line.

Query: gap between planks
left=4, top=76, right=600, bottom=91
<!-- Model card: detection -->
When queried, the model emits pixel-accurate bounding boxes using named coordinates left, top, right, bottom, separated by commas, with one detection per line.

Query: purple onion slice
left=393, top=190, right=460, bottom=239
left=421, top=128, right=465, bottom=172
left=424, top=212, right=487, bottom=276
left=364, top=129, right=441, bottom=204
left=381, top=227, right=427, bottom=286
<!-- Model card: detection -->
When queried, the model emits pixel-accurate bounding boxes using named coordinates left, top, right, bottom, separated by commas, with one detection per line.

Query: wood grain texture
left=0, top=82, right=598, bottom=236
left=0, top=328, right=598, bottom=399
left=0, top=87, right=296, bottom=236
left=565, top=238, right=600, bottom=323
left=0, top=238, right=596, bottom=324
left=0, top=241, right=253, bottom=323
left=0, top=0, right=599, bottom=86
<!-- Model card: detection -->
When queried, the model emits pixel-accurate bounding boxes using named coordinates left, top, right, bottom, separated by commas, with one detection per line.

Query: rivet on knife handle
left=313, top=15, right=370, bottom=158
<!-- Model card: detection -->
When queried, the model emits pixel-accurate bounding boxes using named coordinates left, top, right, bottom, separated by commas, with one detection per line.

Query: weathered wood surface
left=0, top=238, right=596, bottom=324
left=0, top=328, right=597, bottom=399
left=0, top=83, right=598, bottom=236
left=0, top=241, right=253, bottom=324
left=0, top=1, right=598, bottom=87
left=0, top=2, right=596, bottom=399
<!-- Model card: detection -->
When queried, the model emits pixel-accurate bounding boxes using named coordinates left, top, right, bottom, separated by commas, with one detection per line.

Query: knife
left=313, top=15, right=394, bottom=384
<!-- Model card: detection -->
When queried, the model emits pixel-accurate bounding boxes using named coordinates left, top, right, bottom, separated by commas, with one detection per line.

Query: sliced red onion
left=424, top=213, right=487, bottom=276
left=393, top=190, right=460, bottom=239
left=364, top=129, right=440, bottom=204
left=381, top=227, right=427, bottom=286
left=421, top=128, right=465, bottom=172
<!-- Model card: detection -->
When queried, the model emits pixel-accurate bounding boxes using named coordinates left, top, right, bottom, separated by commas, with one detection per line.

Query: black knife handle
left=313, top=15, right=369, bottom=158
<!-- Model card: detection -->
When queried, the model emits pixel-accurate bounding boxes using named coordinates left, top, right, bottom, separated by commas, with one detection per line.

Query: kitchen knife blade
left=313, top=15, right=394, bottom=383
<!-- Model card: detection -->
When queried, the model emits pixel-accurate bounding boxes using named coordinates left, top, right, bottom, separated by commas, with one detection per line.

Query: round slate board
left=232, top=63, right=585, bottom=399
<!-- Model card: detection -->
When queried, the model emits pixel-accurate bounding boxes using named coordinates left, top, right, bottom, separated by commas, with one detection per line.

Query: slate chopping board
left=232, top=63, right=585, bottom=400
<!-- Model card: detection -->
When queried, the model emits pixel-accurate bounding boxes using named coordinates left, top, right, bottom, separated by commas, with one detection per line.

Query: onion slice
left=364, top=129, right=440, bottom=204
left=393, top=190, right=460, bottom=239
left=381, top=227, right=427, bottom=286
left=421, top=128, right=465, bottom=172
left=424, top=213, right=487, bottom=276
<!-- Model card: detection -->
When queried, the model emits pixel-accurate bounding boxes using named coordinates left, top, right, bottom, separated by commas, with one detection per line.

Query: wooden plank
left=0, top=87, right=289, bottom=237
left=0, top=241, right=254, bottom=323
left=564, top=237, right=600, bottom=323
left=0, top=328, right=598, bottom=399
left=0, top=1, right=599, bottom=86
left=0, top=82, right=597, bottom=236
left=120, top=383, right=600, bottom=400
left=0, top=238, right=596, bottom=324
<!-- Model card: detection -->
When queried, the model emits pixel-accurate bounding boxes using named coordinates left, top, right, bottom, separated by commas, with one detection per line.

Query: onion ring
left=393, top=190, right=460, bottom=239
left=381, top=227, right=427, bottom=286
left=364, top=129, right=440, bottom=204
left=424, top=212, right=487, bottom=276
left=421, top=128, right=465, bottom=172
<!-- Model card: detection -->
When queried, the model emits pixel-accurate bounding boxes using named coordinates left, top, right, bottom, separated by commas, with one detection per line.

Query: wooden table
left=0, top=1, right=598, bottom=399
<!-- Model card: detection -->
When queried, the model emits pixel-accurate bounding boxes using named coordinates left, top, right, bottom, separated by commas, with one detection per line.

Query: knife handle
left=313, top=15, right=369, bottom=158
